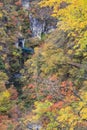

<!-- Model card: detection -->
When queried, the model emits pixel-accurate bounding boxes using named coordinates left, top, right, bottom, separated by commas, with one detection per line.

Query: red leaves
left=51, top=101, right=64, bottom=110
left=49, top=101, right=64, bottom=112
left=0, top=3, right=3, bottom=7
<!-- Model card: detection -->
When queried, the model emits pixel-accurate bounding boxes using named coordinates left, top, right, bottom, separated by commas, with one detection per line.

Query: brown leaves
left=46, top=95, right=53, bottom=100
left=8, top=87, right=18, bottom=100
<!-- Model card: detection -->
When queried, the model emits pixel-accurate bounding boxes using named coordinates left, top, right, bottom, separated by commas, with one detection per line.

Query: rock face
left=22, top=0, right=57, bottom=38
left=29, top=14, right=57, bottom=38
left=22, top=0, right=30, bottom=9
left=15, top=38, right=25, bottom=48
left=27, top=122, right=42, bottom=130
left=29, top=14, right=45, bottom=38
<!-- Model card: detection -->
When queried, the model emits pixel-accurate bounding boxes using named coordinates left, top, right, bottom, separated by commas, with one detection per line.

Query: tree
left=39, top=0, right=87, bottom=55
left=29, top=89, right=87, bottom=130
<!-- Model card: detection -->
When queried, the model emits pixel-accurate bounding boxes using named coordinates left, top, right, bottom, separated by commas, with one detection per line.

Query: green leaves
left=0, top=57, right=5, bottom=70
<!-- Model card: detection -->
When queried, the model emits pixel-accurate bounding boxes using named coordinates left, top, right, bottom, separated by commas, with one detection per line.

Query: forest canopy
left=0, top=0, right=87, bottom=130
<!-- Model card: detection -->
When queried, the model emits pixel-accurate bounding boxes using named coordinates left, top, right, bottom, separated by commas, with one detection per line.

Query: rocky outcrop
left=22, top=0, right=30, bottom=9
left=22, top=0, right=57, bottom=38
left=29, top=14, right=57, bottom=38
left=29, top=14, right=45, bottom=38
left=27, top=122, right=42, bottom=130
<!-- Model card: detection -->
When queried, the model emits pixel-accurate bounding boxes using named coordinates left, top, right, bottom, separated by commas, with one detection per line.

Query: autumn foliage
left=0, top=0, right=87, bottom=129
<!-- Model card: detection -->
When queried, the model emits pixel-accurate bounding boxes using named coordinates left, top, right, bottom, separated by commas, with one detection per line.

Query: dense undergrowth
left=0, top=0, right=87, bottom=130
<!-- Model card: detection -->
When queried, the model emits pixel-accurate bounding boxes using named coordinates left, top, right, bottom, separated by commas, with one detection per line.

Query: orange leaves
left=0, top=114, right=18, bottom=130
left=0, top=115, right=8, bottom=123
left=59, top=80, right=79, bottom=103
left=28, top=84, right=36, bottom=89
left=15, top=0, right=21, bottom=6
left=61, top=81, right=67, bottom=87
left=61, top=81, right=73, bottom=87
left=51, top=101, right=64, bottom=110
left=60, top=81, right=73, bottom=96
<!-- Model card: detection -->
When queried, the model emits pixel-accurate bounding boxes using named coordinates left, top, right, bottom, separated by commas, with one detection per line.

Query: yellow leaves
left=2, top=90, right=10, bottom=98
left=0, top=90, right=10, bottom=104
left=0, top=71, right=8, bottom=81
left=0, top=13, right=3, bottom=18
left=0, top=90, right=11, bottom=112
left=67, top=50, right=73, bottom=55
left=19, top=25, right=22, bottom=31
left=80, top=22, right=87, bottom=29
left=32, top=100, right=53, bottom=121
left=29, top=90, right=87, bottom=129
left=70, top=127, right=74, bottom=130
left=57, top=106, right=74, bottom=123
left=80, top=107, right=87, bottom=120
left=81, top=91, right=87, bottom=102
left=78, top=101, right=86, bottom=109
left=34, top=100, right=52, bottom=114
left=0, top=46, right=3, bottom=51
left=84, top=31, right=87, bottom=37
left=39, top=0, right=87, bottom=33
left=34, top=47, right=40, bottom=55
